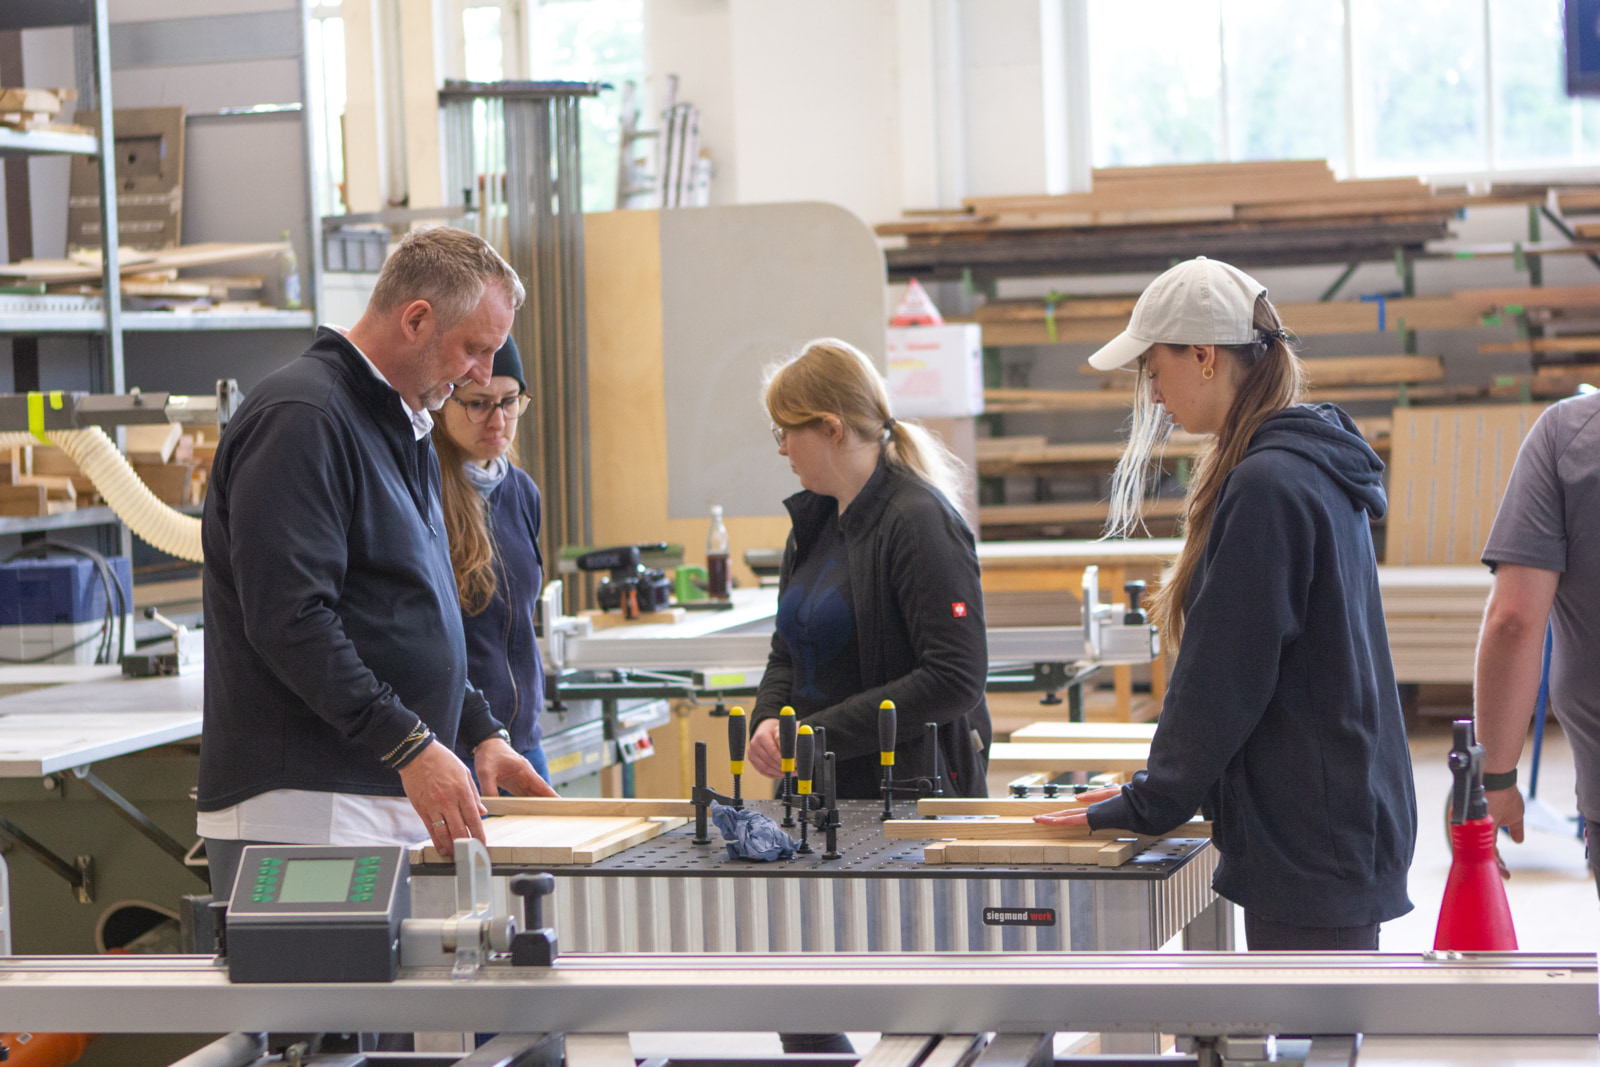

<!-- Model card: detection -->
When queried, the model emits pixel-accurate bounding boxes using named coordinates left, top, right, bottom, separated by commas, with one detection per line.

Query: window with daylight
left=308, top=2, right=348, bottom=215
left=1088, top=0, right=1600, bottom=178
left=459, top=0, right=644, bottom=212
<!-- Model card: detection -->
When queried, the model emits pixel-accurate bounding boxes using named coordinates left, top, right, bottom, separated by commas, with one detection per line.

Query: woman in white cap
left=1037, top=257, right=1418, bottom=951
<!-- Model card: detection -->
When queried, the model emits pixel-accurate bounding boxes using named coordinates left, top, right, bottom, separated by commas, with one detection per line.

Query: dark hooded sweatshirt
left=1089, top=404, right=1417, bottom=928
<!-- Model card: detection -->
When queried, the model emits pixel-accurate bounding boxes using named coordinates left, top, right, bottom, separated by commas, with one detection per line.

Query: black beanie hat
left=493, top=335, right=526, bottom=393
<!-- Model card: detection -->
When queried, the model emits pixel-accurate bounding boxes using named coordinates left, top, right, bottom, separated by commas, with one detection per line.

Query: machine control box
left=226, top=844, right=410, bottom=983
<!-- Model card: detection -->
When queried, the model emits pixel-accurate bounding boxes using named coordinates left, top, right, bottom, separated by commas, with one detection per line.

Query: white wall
left=644, top=0, right=1053, bottom=226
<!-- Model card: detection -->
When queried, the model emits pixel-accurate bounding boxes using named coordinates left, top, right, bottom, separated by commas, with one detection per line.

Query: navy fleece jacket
left=1089, top=404, right=1417, bottom=927
left=199, top=329, right=502, bottom=809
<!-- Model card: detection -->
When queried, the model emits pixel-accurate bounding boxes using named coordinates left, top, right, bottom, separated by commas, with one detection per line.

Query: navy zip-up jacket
left=455, top=467, right=547, bottom=760
left=198, top=328, right=503, bottom=809
left=754, top=459, right=992, bottom=799
left=1089, top=404, right=1417, bottom=927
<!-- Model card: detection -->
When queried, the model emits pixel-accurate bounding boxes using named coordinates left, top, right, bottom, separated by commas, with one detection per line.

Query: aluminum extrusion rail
left=559, top=626, right=1090, bottom=673
left=0, top=952, right=1591, bottom=1037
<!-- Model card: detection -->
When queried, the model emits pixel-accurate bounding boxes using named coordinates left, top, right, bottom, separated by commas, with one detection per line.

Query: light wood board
left=409, top=814, right=687, bottom=865
left=481, top=797, right=697, bottom=818
left=1384, top=404, right=1546, bottom=565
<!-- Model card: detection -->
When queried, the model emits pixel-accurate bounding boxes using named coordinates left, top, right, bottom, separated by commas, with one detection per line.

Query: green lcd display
left=277, top=858, right=357, bottom=903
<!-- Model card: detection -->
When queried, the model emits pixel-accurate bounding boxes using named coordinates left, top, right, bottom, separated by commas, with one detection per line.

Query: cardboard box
left=886, top=323, right=984, bottom=418
left=68, top=106, right=185, bottom=252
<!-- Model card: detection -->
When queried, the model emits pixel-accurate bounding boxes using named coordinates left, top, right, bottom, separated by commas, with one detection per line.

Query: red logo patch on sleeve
left=952, top=602, right=968, bottom=618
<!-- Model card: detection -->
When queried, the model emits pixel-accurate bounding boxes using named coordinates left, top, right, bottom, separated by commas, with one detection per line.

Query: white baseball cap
left=1087, top=257, right=1269, bottom=371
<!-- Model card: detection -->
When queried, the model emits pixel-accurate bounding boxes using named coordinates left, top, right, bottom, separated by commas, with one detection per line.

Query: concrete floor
left=631, top=718, right=1597, bottom=1059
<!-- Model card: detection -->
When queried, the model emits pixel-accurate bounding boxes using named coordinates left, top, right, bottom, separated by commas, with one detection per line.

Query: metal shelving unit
left=0, top=2, right=321, bottom=541
left=0, top=310, right=316, bottom=334
left=0, top=0, right=123, bottom=391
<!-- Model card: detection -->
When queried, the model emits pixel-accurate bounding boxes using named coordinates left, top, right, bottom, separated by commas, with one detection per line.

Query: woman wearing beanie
left=437, top=335, right=559, bottom=792
left=1037, top=257, right=1417, bottom=951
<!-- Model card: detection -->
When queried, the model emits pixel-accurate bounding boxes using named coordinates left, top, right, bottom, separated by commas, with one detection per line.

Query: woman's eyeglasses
left=770, top=425, right=788, bottom=445
left=453, top=394, right=531, bottom=424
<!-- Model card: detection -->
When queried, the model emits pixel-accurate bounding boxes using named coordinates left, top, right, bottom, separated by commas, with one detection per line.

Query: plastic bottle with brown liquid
left=706, top=505, right=730, bottom=599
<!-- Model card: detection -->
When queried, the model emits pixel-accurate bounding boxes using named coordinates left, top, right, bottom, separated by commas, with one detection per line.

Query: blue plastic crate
left=0, top=557, right=133, bottom=627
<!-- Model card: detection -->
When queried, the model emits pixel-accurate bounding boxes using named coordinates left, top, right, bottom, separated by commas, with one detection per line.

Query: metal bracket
left=72, top=764, right=209, bottom=884
left=0, top=813, right=93, bottom=902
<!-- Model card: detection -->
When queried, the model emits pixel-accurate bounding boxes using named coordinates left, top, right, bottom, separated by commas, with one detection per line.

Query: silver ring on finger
left=432, top=819, right=447, bottom=827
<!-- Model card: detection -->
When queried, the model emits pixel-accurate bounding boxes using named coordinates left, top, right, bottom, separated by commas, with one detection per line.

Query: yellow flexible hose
left=0, top=428, right=203, bottom=562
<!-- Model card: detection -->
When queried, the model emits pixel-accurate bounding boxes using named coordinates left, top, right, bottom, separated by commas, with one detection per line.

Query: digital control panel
left=226, top=844, right=410, bottom=983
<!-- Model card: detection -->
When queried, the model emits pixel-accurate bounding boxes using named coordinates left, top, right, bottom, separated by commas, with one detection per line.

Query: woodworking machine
left=0, top=840, right=1592, bottom=1067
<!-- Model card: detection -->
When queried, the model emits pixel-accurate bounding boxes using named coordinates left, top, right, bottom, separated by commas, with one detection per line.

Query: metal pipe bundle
left=440, top=80, right=603, bottom=575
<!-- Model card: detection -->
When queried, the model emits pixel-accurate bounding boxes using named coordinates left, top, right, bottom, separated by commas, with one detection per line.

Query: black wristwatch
left=474, top=728, right=512, bottom=752
left=1482, top=768, right=1518, bottom=792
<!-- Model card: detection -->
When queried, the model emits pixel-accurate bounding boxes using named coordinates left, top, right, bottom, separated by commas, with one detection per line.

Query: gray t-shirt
left=1481, top=392, right=1600, bottom=818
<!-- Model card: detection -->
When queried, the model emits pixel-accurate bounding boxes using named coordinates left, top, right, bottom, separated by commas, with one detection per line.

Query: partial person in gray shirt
left=1476, top=391, right=1600, bottom=893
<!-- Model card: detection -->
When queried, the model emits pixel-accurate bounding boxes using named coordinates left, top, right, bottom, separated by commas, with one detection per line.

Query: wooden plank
left=481, top=797, right=697, bottom=818
left=883, top=817, right=1142, bottom=841
left=973, top=435, right=1048, bottom=459
left=923, top=841, right=947, bottom=864
left=1071, top=354, right=1443, bottom=386
left=581, top=607, right=688, bottom=629
left=0, top=241, right=289, bottom=284
left=1453, top=284, right=1600, bottom=313
left=967, top=296, right=1480, bottom=348
left=918, top=797, right=1093, bottom=816
left=1479, top=336, right=1600, bottom=355
left=1096, top=838, right=1144, bottom=866
left=570, top=816, right=687, bottom=864
left=0, top=88, right=72, bottom=113
left=977, top=500, right=1184, bottom=528
left=0, top=484, right=46, bottom=517
left=943, top=839, right=1112, bottom=863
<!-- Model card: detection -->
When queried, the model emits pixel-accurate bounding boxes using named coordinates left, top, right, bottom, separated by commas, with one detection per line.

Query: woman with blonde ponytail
left=1038, top=258, right=1417, bottom=952
left=747, top=338, right=991, bottom=805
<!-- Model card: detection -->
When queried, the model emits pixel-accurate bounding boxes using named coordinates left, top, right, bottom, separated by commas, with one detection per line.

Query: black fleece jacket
left=1089, top=404, right=1417, bottom=927
left=198, top=328, right=502, bottom=810
left=754, top=460, right=991, bottom=799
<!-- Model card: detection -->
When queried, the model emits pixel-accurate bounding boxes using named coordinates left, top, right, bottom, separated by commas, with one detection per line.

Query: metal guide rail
left=0, top=951, right=1590, bottom=1038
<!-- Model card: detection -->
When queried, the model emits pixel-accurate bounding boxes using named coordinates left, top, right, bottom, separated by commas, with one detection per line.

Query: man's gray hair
left=369, top=226, right=526, bottom=329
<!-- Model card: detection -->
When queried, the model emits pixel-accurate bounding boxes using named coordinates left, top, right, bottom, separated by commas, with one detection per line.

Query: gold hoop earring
left=1202, top=366, right=1215, bottom=380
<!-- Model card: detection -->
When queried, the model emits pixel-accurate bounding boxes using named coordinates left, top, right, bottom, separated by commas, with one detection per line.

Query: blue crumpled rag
left=710, top=801, right=797, bottom=861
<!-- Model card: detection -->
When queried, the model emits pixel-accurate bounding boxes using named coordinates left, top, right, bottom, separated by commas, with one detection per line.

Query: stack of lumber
left=11, top=422, right=220, bottom=511
left=0, top=87, right=88, bottom=135
left=0, top=242, right=288, bottom=315
left=968, top=282, right=1600, bottom=351
left=976, top=420, right=1391, bottom=480
left=1378, top=566, right=1492, bottom=684
left=891, top=797, right=1210, bottom=867
left=410, top=797, right=693, bottom=865
left=877, top=160, right=1600, bottom=280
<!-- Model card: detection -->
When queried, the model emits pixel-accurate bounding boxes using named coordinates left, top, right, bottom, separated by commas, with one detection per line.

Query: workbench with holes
left=410, top=798, right=1226, bottom=954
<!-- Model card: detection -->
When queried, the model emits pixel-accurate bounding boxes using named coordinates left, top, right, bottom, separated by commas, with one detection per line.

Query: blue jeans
left=523, top=745, right=550, bottom=786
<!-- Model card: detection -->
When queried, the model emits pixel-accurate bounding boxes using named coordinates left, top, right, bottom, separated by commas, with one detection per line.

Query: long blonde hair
left=1105, top=295, right=1306, bottom=647
left=435, top=414, right=519, bottom=615
left=763, top=338, right=970, bottom=524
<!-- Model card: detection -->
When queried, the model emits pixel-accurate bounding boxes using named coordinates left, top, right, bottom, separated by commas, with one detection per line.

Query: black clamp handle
left=508, top=872, right=559, bottom=967
left=1124, top=580, right=1148, bottom=625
